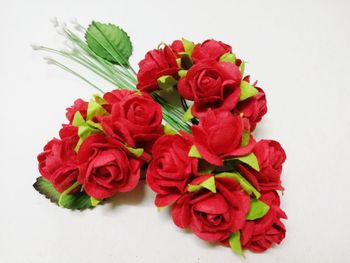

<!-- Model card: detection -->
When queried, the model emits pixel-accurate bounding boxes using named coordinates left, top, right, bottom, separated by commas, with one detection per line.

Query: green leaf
left=124, top=145, right=144, bottom=157
left=229, top=232, right=243, bottom=256
left=33, top=177, right=94, bottom=210
left=157, top=75, right=177, bottom=91
left=216, top=172, right=260, bottom=198
left=182, top=38, right=195, bottom=54
left=246, top=199, right=270, bottom=220
left=240, top=80, right=259, bottom=101
left=234, top=153, right=260, bottom=171
left=219, top=52, right=236, bottom=64
left=183, top=105, right=194, bottom=122
left=188, top=145, right=202, bottom=158
left=188, top=176, right=216, bottom=193
left=85, top=21, right=132, bottom=65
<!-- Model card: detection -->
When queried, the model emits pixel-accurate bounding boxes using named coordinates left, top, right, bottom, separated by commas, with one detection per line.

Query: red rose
left=66, top=99, right=88, bottom=123
left=237, top=87, right=267, bottom=131
left=255, top=140, right=286, bottom=190
left=136, top=46, right=179, bottom=92
left=146, top=134, right=198, bottom=207
left=178, top=60, right=241, bottom=117
left=100, top=90, right=163, bottom=152
left=191, top=39, right=232, bottom=62
left=78, top=134, right=141, bottom=200
left=37, top=125, right=79, bottom=192
left=192, top=110, right=255, bottom=166
left=235, top=140, right=286, bottom=191
left=240, top=191, right=287, bottom=252
left=172, top=177, right=250, bottom=242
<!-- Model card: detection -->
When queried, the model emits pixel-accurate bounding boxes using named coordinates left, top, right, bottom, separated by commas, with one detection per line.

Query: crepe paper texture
left=34, top=20, right=287, bottom=257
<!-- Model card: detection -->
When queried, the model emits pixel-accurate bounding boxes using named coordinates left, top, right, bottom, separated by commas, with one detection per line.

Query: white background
left=1, top=0, right=350, bottom=262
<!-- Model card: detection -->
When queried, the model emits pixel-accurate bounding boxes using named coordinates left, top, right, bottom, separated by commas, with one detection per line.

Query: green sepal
left=246, top=199, right=270, bottom=220
left=33, top=177, right=94, bottom=210
left=219, top=52, right=236, bottom=64
left=72, top=111, right=85, bottom=126
left=85, top=21, right=132, bottom=65
left=90, top=197, right=101, bottom=207
left=229, top=231, right=244, bottom=256
left=178, top=69, right=188, bottom=78
left=239, top=60, right=245, bottom=76
left=216, top=172, right=260, bottom=198
left=188, top=176, right=216, bottom=193
left=157, top=75, right=177, bottom=91
left=164, top=124, right=178, bottom=135
left=182, top=38, right=195, bottom=54
left=241, top=131, right=250, bottom=146
left=87, top=99, right=108, bottom=120
left=183, top=105, right=194, bottom=122
left=232, top=153, right=260, bottom=171
left=239, top=80, right=259, bottom=101
left=188, top=145, right=202, bottom=158
left=124, top=145, right=144, bottom=157
left=93, top=94, right=107, bottom=105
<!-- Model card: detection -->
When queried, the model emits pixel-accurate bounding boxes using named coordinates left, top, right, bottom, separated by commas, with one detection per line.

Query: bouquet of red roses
left=34, top=20, right=287, bottom=255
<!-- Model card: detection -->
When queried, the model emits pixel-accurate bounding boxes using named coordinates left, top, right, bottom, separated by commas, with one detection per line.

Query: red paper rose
left=66, top=99, right=88, bottom=123
left=172, top=177, right=250, bottom=242
left=235, top=140, right=286, bottom=191
left=147, top=134, right=198, bottom=207
left=78, top=134, right=141, bottom=200
left=192, top=110, right=255, bottom=166
left=100, top=90, right=163, bottom=152
left=254, top=140, right=286, bottom=190
left=178, top=60, right=241, bottom=117
left=237, top=87, right=267, bottom=131
left=240, top=191, right=287, bottom=252
left=191, top=39, right=232, bottom=62
left=37, top=125, right=79, bottom=192
left=136, top=46, right=179, bottom=92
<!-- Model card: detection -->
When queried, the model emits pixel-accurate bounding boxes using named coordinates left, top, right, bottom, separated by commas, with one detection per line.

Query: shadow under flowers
left=104, top=180, right=147, bottom=209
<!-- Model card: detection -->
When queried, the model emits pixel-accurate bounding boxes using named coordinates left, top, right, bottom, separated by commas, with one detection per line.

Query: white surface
left=0, top=0, right=350, bottom=262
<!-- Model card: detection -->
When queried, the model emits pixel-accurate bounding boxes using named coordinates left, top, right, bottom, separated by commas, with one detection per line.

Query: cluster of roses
left=138, top=39, right=287, bottom=253
left=38, top=89, right=164, bottom=203
left=36, top=37, right=287, bottom=255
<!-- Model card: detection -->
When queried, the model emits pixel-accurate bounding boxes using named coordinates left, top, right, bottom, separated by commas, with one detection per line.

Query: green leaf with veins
left=85, top=21, right=132, bottom=65
left=33, top=177, right=94, bottom=210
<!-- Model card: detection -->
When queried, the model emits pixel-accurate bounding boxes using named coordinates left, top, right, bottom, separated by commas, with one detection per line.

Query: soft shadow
left=105, top=180, right=147, bottom=209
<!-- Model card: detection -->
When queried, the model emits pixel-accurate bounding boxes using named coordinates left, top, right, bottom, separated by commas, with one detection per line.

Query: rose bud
left=171, top=177, right=250, bottom=242
left=147, top=134, right=198, bottom=207
left=136, top=46, right=179, bottom=92
left=191, top=39, right=232, bottom=62
left=178, top=60, right=241, bottom=118
left=78, top=134, right=142, bottom=200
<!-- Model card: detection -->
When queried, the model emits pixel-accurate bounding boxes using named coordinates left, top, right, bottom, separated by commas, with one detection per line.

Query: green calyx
left=239, top=80, right=259, bottom=101
left=157, top=75, right=177, bottom=91
left=188, top=176, right=216, bottom=193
